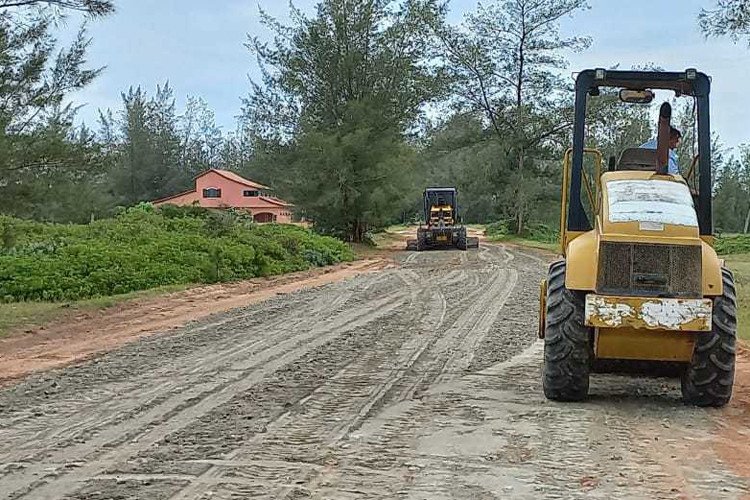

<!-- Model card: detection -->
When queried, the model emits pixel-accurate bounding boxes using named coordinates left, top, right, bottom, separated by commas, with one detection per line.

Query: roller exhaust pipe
left=656, top=102, right=671, bottom=175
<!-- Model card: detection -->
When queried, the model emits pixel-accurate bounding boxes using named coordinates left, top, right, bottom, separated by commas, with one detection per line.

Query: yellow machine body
left=429, top=204, right=454, bottom=227
left=594, top=327, right=697, bottom=362
left=539, top=150, right=723, bottom=363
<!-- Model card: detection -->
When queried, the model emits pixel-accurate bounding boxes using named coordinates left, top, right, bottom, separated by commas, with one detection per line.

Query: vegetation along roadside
left=0, top=204, right=354, bottom=335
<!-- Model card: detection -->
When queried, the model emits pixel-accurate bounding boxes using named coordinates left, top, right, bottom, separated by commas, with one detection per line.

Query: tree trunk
left=515, top=16, right=525, bottom=236
left=516, top=147, right=524, bottom=235
left=351, top=217, right=367, bottom=243
left=744, top=203, right=750, bottom=234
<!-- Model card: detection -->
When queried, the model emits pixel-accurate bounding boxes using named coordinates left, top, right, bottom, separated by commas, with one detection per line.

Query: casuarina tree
left=699, top=0, right=750, bottom=45
left=425, top=0, right=590, bottom=234
left=0, top=0, right=113, bottom=17
left=242, top=0, right=442, bottom=241
left=0, top=5, right=111, bottom=220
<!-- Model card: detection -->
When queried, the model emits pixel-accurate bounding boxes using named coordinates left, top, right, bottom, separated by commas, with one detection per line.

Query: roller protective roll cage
left=568, top=69, right=712, bottom=235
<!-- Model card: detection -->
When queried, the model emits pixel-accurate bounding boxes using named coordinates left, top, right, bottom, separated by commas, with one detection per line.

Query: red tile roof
left=152, top=169, right=292, bottom=210
left=259, top=196, right=293, bottom=207
left=151, top=189, right=197, bottom=204
left=196, top=169, right=270, bottom=190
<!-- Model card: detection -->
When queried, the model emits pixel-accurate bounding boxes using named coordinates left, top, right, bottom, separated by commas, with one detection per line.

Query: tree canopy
left=242, top=0, right=443, bottom=241
left=0, top=0, right=747, bottom=239
left=699, top=0, right=750, bottom=45
left=0, top=0, right=114, bottom=17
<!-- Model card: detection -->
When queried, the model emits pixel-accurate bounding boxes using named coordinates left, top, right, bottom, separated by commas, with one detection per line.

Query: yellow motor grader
left=539, top=69, right=737, bottom=406
left=407, top=188, right=479, bottom=251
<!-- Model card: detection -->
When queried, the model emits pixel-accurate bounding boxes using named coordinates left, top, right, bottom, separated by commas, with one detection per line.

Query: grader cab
left=539, top=69, right=737, bottom=406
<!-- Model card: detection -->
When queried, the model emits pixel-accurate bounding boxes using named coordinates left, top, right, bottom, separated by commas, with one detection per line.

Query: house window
left=243, top=190, right=259, bottom=197
left=203, top=188, right=221, bottom=198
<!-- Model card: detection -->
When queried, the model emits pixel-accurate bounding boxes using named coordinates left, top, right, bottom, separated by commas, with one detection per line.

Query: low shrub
left=484, top=220, right=510, bottom=239
left=715, top=234, right=750, bottom=255
left=526, top=223, right=559, bottom=244
left=0, top=209, right=354, bottom=302
left=484, top=220, right=558, bottom=244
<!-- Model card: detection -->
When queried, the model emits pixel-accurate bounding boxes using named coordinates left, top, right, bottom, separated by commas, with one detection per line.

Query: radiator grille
left=597, top=243, right=702, bottom=297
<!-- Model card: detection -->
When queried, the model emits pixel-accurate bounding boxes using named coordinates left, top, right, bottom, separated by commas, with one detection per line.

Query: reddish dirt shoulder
left=0, top=258, right=391, bottom=385
left=712, top=343, right=750, bottom=494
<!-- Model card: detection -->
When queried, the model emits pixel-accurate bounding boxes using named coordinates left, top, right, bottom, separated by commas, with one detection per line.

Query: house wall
left=195, top=172, right=249, bottom=209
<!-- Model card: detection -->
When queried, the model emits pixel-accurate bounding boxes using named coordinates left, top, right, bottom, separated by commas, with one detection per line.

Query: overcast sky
left=62, top=0, right=750, bottom=153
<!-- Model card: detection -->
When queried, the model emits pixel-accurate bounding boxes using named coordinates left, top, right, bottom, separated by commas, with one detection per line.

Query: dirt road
left=0, top=259, right=389, bottom=384
left=0, top=244, right=748, bottom=499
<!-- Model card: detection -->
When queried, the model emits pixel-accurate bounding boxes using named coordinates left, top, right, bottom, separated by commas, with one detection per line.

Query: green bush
left=0, top=210, right=354, bottom=302
left=715, top=234, right=750, bottom=255
left=526, top=223, right=559, bottom=244
left=484, top=220, right=510, bottom=238
left=158, top=204, right=212, bottom=219
left=484, top=220, right=558, bottom=244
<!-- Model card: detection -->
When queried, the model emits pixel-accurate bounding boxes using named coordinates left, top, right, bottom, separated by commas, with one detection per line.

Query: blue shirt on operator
left=639, top=137, right=680, bottom=175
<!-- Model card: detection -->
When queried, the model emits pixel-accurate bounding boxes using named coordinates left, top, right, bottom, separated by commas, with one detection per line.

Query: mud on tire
left=543, top=260, right=592, bottom=401
left=681, top=268, right=737, bottom=407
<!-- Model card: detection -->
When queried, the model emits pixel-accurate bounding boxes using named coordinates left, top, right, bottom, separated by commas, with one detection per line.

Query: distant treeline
left=1, top=0, right=749, bottom=241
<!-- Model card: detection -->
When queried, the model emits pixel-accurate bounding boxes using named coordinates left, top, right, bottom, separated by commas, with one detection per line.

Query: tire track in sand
left=166, top=268, right=448, bottom=500
left=160, top=248, right=519, bottom=499
left=4, top=284, right=408, bottom=500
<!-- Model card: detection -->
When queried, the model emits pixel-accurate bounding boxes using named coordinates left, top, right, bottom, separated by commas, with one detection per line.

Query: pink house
left=152, top=169, right=294, bottom=224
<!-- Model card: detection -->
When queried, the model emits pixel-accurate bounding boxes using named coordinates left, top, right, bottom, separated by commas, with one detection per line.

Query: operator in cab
left=639, top=126, right=682, bottom=174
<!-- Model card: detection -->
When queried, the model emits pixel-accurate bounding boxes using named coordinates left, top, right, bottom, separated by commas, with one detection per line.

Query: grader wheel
left=416, top=229, right=428, bottom=252
left=456, top=228, right=468, bottom=250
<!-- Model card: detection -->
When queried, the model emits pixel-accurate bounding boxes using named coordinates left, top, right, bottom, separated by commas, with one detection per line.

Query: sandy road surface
left=0, top=244, right=748, bottom=499
left=0, top=259, right=389, bottom=385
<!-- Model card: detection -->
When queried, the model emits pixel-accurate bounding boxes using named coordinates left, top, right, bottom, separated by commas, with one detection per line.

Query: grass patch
left=716, top=234, right=750, bottom=255
left=478, top=221, right=559, bottom=253
left=369, top=229, right=407, bottom=248
left=0, top=284, right=190, bottom=337
left=0, top=302, right=62, bottom=336
left=489, top=235, right=559, bottom=253
left=723, top=253, right=750, bottom=341
left=350, top=242, right=386, bottom=259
